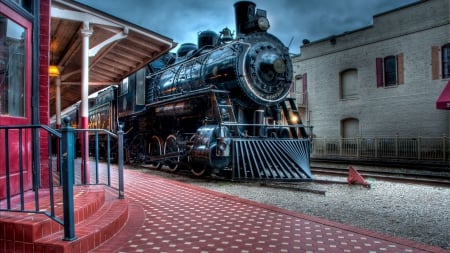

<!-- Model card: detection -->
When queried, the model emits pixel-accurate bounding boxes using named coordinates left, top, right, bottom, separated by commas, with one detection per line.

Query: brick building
left=292, top=0, right=450, bottom=140
left=0, top=0, right=173, bottom=201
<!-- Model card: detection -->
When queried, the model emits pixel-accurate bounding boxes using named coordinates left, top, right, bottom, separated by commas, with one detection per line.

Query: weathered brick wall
left=293, top=0, right=450, bottom=138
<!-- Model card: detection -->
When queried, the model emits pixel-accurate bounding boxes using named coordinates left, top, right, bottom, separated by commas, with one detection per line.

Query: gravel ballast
left=139, top=168, right=450, bottom=250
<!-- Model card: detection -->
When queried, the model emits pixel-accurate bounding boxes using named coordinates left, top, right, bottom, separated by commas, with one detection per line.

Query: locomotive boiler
left=114, top=1, right=312, bottom=180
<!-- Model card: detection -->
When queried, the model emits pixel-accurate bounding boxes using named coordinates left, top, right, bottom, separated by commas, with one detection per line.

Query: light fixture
left=49, top=65, right=60, bottom=77
left=257, top=17, right=269, bottom=31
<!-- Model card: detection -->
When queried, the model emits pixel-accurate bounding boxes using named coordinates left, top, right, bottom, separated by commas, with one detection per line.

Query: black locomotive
left=62, top=1, right=312, bottom=180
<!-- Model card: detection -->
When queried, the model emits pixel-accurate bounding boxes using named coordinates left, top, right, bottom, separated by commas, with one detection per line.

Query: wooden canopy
left=50, top=0, right=176, bottom=116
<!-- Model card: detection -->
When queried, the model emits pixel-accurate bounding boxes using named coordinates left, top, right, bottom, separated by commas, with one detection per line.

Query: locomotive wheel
left=164, top=135, right=180, bottom=172
left=191, top=164, right=210, bottom=177
left=148, top=135, right=163, bottom=169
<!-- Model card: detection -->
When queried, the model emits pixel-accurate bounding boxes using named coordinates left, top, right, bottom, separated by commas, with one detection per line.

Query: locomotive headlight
left=257, top=17, right=270, bottom=31
left=273, top=58, right=286, bottom=74
left=290, top=112, right=299, bottom=124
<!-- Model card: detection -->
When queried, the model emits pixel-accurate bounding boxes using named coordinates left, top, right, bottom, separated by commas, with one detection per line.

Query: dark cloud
left=76, top=0, right=417, bottom=54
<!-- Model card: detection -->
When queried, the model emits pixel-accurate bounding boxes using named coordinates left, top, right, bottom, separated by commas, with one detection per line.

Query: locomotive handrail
left=146, top=41, right=240, bottom=79
left=146, top=86, right=228, bottom=107
left=220, top=122, right=306, bottom=128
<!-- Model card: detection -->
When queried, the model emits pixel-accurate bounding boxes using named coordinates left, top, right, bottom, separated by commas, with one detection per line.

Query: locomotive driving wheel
left=147, top=135, right=163, bottom=169
left=164, top=135, right=180, bottom=172
left=191, top=164, right=210, bottom=177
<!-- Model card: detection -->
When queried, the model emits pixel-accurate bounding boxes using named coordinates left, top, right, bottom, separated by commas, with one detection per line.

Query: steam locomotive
left=66, top=1, right=312, bottom=180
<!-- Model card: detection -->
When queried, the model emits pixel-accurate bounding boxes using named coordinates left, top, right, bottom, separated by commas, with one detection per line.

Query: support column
left=55, top=76, right=61, bottom=129
left=80, top=22, right=93, bottom=184
left=56, top=75, right=61, bottom=173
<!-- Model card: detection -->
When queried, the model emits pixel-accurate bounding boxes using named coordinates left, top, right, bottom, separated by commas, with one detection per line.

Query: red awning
left=436, top=81, right=450, bottom=110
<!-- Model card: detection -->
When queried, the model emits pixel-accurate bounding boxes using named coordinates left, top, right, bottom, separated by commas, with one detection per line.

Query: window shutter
left=431, top=46, right=440, bottom=80
left=290, top=79, right=296, bottom=93
left=376, top=58, right=383, bottom=87
left=397, top=53, right=404, bottom=85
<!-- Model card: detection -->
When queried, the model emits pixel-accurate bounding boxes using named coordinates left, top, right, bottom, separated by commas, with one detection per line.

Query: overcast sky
left=75, top=0, right=418, bottom=55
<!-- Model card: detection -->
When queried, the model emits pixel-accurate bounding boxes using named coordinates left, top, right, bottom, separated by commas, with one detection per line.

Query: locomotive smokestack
left=234, top=1, right=270, bottom=36
left=234, top=1, right=256, bottom=36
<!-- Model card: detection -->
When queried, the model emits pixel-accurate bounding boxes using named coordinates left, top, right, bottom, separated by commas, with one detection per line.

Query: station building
left=292, top=0, right=450, bottom=140
left=0, top=0, right=174, bottom=202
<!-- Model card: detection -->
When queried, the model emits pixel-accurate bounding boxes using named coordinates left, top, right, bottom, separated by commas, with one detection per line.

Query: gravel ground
left=137, top=167, right=450, bottom=250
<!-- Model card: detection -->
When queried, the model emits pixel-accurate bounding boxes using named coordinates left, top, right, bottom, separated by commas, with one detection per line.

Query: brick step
left=0, top=185, right=106, bottom=244
left=0, top=185, right=127, bottom=253
left=3, top=185, right=105, bottom=217
left=33, top=197, right=129, bottom=253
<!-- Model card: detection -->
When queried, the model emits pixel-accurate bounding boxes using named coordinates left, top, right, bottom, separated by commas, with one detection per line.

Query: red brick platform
left=0, top=185, right=128, bottom=253
left=1, top=162, right=448, bottom=253
left=93, top=168, right=449, bottom=253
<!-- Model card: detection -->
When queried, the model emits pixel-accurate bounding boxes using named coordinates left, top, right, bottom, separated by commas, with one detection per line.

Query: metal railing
left=312, top=136, right=449, bottom=162
left=75, top=128, right=122, bottom=190
left=0, top=124, right=61, bottom=219
left=0, top=117, right=124, bottom=241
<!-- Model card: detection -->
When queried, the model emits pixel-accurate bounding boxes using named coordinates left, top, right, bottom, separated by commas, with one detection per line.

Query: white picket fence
left=312, top=136, right=449, bottom=161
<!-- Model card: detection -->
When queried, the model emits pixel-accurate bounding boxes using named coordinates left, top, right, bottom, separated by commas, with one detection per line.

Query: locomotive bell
left=219, top=27, right=234, bottom=42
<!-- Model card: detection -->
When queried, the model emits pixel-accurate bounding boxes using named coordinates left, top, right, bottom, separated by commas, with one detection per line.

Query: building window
left=135, top=68, right=145, bottom=105
left=120, top=77, right=128, bottom=95
left=376, top=54, right=404, bottom=88
left=340, top=69, right=358, bottom=99
left=384, top=56, right=397, bottom=86
left=443, top=44, right=450, bottom=79
left=0, top=14, right=27, bottom=117
left=341, top=118, right=359, bottom=138
left=12, top=0, right=34, bottom=13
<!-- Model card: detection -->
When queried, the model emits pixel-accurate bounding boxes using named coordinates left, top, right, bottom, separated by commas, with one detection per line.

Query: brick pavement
left=92, top=167, right=449, bottom=253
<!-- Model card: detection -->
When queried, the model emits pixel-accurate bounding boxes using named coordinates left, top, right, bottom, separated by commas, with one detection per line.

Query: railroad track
left=138, top=163, right=450, bottom=194
left=260, top=166, right=450, bottom=194
left=311, top=167, right=450, bottom=187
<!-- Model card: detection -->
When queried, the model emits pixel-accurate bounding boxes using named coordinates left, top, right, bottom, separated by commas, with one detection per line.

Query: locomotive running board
left=231, top=138, right=313, bottom=181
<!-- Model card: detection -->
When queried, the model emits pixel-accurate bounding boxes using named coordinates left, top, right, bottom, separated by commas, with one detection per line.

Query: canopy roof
left=436, top=80, right=450, bottom=110
left=50, top=0, right=176, bottom=115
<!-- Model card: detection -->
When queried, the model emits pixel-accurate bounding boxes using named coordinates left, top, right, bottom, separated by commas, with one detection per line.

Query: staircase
left=0, top=185, right=128, bottom=253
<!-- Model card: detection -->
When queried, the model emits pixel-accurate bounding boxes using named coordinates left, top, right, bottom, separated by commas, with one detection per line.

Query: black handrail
left=0, top=124, right=63, bottom=224
left=0, top=118, right=124, bottom=241
left=73, top=126, right=124, bottom=199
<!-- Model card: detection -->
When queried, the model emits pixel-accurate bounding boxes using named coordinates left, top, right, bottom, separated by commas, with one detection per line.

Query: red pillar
left=80, top=22, right=92, bottom=184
